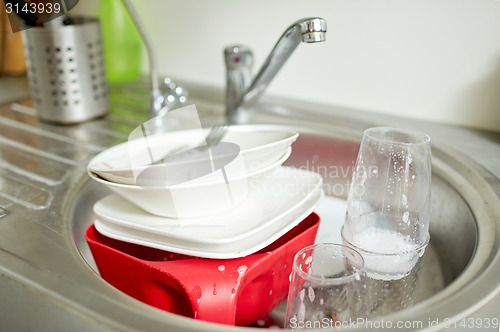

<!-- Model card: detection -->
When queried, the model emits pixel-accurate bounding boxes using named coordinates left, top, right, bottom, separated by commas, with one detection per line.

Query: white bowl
left=88, top=148, right=292, bottom=219
left=88, top=125, right=298, bottom=186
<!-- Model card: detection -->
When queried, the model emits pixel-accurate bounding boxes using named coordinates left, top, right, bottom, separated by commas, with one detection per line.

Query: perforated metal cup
left=22, top=16, right=109, bottom=124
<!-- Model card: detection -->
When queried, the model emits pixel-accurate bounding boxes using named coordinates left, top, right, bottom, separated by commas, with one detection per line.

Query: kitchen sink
left=0, top=78, right=499, bottom=331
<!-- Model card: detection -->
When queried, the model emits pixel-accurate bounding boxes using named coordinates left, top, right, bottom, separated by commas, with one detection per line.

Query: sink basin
left=71, top=126, right=486, bottom=326
left=0, top=79, right=499, bottom=331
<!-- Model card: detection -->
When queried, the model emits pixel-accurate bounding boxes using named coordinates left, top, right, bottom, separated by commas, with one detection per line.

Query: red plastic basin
left=85, top=213, right=320, bottom=326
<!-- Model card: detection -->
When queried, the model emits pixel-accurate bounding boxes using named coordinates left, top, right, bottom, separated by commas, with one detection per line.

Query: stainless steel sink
left=0, top=77, right=499, bottom=331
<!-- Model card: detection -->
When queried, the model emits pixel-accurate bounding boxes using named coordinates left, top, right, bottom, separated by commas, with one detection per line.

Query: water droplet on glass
left=298, top=303, right=306, bottom=322
left=308, top=286, right=316, bottom=302
left=360, top=171, right=367, bottom=185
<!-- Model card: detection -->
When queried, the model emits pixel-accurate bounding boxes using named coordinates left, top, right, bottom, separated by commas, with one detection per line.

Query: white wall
left=74, top=0, right=500, bottom=132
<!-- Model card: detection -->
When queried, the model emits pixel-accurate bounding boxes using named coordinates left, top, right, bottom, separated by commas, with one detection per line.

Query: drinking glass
left=285, top=243, right=369, bottom=330
left=342, top=127, right=431, bottom=315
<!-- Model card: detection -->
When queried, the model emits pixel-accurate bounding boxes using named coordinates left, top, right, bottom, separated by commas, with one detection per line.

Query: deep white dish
left=93, top=167, right=324, bottom=258
left=88, top=125, right=299, bottom=186
left=88, top=148, right=291, bottom=219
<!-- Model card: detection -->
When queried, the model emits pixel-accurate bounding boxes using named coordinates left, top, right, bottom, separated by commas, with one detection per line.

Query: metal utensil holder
left=22, top=17, right=109, bottom=124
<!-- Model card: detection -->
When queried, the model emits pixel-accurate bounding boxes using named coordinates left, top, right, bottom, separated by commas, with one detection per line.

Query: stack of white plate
left=88, top=125, right=324, bottom=258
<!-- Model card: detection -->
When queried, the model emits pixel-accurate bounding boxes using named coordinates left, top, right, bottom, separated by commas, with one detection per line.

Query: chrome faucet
left=224, top=17, right=327, bottom=124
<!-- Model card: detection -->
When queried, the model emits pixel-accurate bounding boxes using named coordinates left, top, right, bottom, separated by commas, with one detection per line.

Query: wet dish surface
left=93, top=167, right=323, bottom=258
left=89, top=125, right=298, bottom=185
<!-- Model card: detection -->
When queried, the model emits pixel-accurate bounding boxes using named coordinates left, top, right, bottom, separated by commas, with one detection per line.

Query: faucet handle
left=225, top=45, right=253, bottom=69
left=225, top=46, right=254, bottom=123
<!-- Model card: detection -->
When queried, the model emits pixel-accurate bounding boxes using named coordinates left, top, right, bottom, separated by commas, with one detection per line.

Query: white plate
left=94, top=167, right=323, bottom=245
left=94, top=188, right=323, bottom=259
left=88, top=125, right=298, bottom=185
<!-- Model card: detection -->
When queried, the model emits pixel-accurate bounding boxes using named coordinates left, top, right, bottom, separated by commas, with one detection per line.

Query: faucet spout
left=225, top=17, right=327, bottom=124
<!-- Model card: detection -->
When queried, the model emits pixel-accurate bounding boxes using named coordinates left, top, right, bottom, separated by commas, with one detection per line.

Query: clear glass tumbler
left=285, top=243, right=369, bottom=330
left=342, top=127, right=431, bottom=315
left=343, top=127, right=431, bottom=275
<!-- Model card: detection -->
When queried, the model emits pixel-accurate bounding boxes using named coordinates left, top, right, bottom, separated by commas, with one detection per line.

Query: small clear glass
left=285, top=243, right=369, bottom=330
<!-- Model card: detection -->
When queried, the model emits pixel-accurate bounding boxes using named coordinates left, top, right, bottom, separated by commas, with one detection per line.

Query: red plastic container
left=85, top=213, right=320, bottom=326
